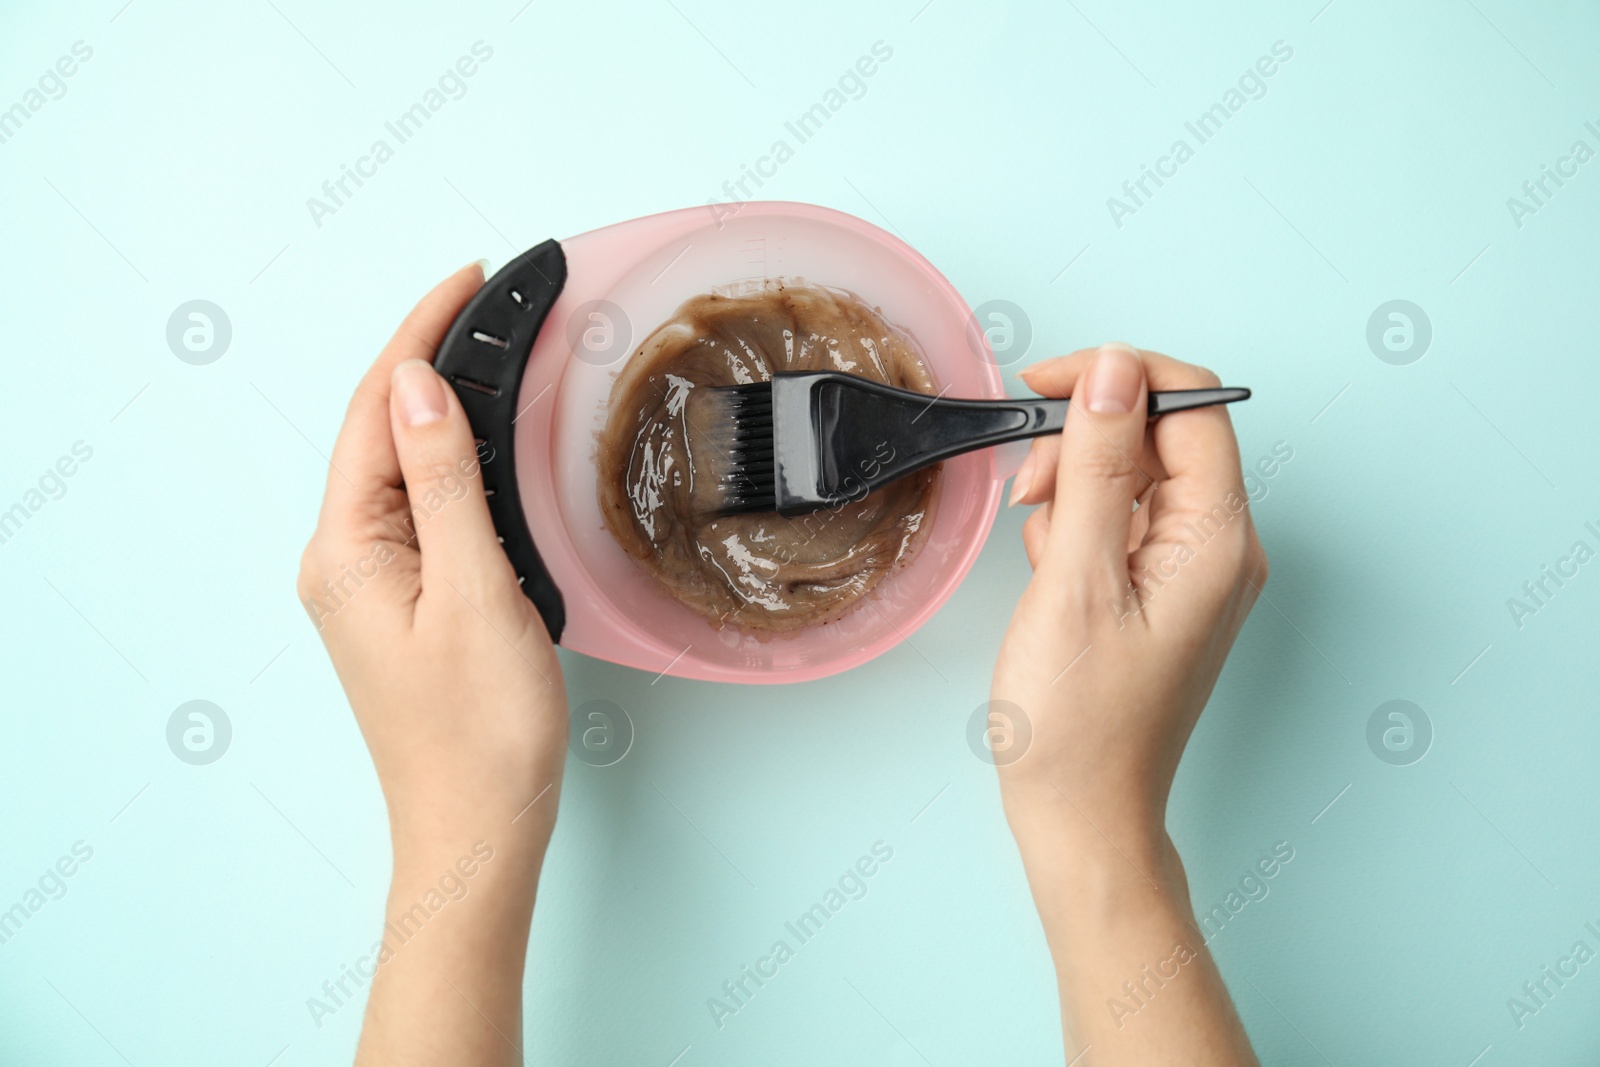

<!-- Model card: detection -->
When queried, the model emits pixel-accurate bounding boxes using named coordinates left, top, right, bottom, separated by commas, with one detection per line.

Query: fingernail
left=470, top=258, right=490, bottom=277
left=393, top=360, right=447, bottom=426
left=1009, top=452, right=1036, bottom=507
left=1082, top=343, right=1142, bottom=414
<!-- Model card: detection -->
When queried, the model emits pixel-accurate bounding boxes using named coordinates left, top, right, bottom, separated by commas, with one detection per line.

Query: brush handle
left=936, top=387, right=1253, bottom=439
left=817, top=382, right=1250, bottom=505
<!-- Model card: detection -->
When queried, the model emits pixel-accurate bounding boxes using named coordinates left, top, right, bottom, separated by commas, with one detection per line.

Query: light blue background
left=2, top=0, right=1598, bottom=1064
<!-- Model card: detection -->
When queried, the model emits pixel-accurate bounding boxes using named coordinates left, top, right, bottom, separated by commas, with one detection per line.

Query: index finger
left=316, top=261, right=486, bottom=534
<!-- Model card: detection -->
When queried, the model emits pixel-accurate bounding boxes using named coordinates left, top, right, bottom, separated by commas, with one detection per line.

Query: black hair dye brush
left=706, top=371, right=1249, bottom=516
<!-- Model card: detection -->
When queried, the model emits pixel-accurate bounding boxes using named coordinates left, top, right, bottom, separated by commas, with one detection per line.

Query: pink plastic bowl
left=513, top=201, right=1007, bottom=684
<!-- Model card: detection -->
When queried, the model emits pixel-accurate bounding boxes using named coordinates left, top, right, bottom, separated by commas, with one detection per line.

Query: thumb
left=1045, top=343, right=1151, bottom=579
left=389, top=359, right=517, bottom=598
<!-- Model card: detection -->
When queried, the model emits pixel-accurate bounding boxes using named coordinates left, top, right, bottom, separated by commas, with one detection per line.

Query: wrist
left=382, top=835, right=544, bottom=960
left=385, top=771, right=560, bottom=872
left=1016, top=820, right=1192, bottom=966
left=386, top=793, right=555, bottom=916
left=1001, top=774, right=1169, bottom=866
left=1002, top=781, right=1188, bottom=932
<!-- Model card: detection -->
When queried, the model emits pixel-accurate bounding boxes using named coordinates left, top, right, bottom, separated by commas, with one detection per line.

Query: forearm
left=354, top=826, right=552, bottom=1067
left=1008, top=795, right=1257, bottom=1067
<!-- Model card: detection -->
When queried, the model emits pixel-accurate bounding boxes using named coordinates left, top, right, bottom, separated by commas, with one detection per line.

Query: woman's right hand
left=991, top=342, right=1266, bottom=1065
left=994, top=342, right=1267, bottom=844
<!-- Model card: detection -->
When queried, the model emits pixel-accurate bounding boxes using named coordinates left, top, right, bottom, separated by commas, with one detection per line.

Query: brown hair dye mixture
left=597, top=284, right=940, bottom=633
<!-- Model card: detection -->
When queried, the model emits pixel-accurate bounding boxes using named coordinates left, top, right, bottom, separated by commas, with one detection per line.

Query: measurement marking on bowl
left=742, top=235, right=766, bottom=274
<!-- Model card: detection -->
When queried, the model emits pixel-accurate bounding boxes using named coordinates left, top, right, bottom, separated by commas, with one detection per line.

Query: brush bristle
left=705, top=382, right=777, bottom=514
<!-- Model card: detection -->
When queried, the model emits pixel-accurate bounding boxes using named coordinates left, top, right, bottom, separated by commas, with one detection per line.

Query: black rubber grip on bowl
left=434, top=239, right=568, bottom=643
